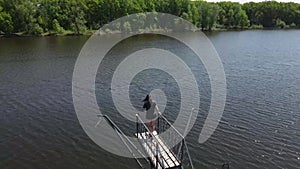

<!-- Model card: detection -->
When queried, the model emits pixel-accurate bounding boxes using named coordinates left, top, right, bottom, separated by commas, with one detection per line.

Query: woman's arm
left=155, top=105, right=161, bottom=115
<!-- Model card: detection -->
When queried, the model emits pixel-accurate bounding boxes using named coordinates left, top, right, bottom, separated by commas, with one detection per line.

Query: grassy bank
left=2, top=26, right=300, bottom=38
left=0, top=30, right=95, bottom=37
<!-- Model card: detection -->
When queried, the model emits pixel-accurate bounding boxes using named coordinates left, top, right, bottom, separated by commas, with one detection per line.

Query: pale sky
left=205, top=0, right=300, bottom=3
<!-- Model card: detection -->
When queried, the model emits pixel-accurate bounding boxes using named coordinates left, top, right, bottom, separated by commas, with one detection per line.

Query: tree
left=236, top=9, right=249, bottom=28
left=217, top=2, right=249, bottom=29
left=276, top=18, right=286, bottom=28
left=199, top=2, right=219, bottom=31
left=27, top=23, right=44, bottom=35
left=68, top=0, right=87, bottom=34
left=0, top=0, right=38, bottom=33
left=242, top=2, right=259, bottom=26
left=83, top=0, right=102, bottom=29
left=183, top=3, right=199, bottom=26
left=218, top=8, right=226, bottom=26
left=207, top=3, right=219, bottom=31
left=0, top=11, right=13, bottom=34
left=52, top=19, right=64, bottom=33
left=256, top=1, right=280, bottom=27
left=227, top=9, right=234, bottom=28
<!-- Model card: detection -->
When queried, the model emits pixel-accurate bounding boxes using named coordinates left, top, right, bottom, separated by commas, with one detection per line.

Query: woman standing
left=142, top=94, right=161, bottom=133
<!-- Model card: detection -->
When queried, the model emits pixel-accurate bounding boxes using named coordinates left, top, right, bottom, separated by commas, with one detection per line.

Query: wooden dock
left=136, top=131, right=181, bottom=169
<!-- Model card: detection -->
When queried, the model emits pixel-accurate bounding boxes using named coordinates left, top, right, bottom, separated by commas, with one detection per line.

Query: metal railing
left=136, top=114, right=176, bottom=169
left=222, top=163, right=230, bottom=169
left=97, top=114, right=227, bottom=169
left=136, top=113, right=194, bottom=169
left=156, top=114, right=195, bottom=169
left=97, top=115, right=150, bottom=169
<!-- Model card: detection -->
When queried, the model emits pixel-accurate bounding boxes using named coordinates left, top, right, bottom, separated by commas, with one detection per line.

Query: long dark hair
left=142, top=94, right=150, bottom=102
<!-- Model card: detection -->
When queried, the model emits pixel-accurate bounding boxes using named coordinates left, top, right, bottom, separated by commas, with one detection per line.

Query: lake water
left=0, top=30, right=300, bottom=169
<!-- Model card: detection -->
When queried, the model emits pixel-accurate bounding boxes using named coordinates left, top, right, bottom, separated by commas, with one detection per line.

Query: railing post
left=180, top=140, right=185, bottom=163
left=136, top=114, right=139, bottom=137
left=157, top=115, right=160, bottom=134
left=222, top=163, right=230, bottom=169
left=156, top=142, right=159, bottom=169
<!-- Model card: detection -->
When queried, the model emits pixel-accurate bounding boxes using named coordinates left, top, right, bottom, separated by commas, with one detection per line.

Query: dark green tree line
left=0, top=0, right=299, bottom=35
left=243, top=1, right=300, bottom=28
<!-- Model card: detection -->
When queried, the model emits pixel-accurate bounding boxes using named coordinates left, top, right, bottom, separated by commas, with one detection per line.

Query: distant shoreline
left=0, top=31, right=94, bottom=38
left=1, top=1, right=300, bottom=37
left=1, top=27, right=299, bottom=38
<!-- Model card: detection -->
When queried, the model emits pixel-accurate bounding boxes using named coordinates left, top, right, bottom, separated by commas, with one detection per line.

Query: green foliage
left=181, top=3, right=199, bottom=26
left=276, top=18, right=286, bottom=28
left=290, top=22, right=297, bottom=28
left=85, top=0, right=103, bottom=29
left=198, top=2, right=219, bottom=31
left=0, top=0, right=299, bottom=35
left=250, top=24, right=263, bottom=29
left=182, top=12, right=189, bottom=21
left=27, top=23, right=44, bottom=35
left=217, top=2, right=250, bottom=29
left=0, top=11, right=13, bottom=34
left=52, top=19, right=64, bottom=34
left=236, top=9, right=249, bottom=28
left=243, top=1, right=300, bottom=28
left=123, top=21, right=131, bottom=33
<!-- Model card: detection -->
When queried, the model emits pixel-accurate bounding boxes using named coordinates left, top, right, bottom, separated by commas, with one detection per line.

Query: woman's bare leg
left=147, top=120, right=152, bottom=132
left=151, top=120, right=155, bottom=132
left=148, top=120, right=154, bottom=133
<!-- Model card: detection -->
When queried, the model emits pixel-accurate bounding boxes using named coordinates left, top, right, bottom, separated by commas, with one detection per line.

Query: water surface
left=0, top=30, right=300, bottom=169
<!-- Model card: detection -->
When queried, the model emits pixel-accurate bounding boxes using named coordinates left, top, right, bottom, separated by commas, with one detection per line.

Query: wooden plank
left=136, top=131, right=181, bottom=169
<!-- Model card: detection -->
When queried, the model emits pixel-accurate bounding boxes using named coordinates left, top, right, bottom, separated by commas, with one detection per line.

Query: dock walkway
left=136, top=130, right=181, bottom=169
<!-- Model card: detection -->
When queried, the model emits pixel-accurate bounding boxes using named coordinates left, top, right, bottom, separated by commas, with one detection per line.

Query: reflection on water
left=0, top=30, right=300, bottom=169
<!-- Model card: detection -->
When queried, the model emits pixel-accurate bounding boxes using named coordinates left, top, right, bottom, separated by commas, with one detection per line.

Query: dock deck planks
left=136, top=131, right=181, bottom=169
